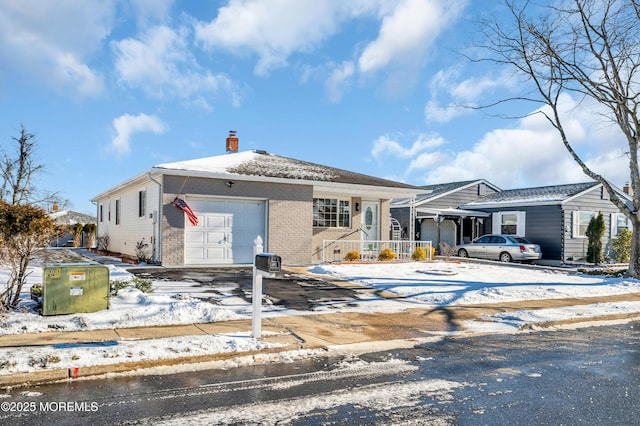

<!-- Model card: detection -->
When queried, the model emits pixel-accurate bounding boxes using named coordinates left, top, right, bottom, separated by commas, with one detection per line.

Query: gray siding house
left=462, top=182, right=632, bottom=263
left=92, top=135, right=420, bottom=266
left=391, top=180, right=501, bottom=249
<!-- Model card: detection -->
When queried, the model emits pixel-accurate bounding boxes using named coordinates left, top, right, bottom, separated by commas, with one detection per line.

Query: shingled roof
left=465, top=182, right=600, bottom=207
left=49, top=210, right=96, bottom=225
left=391, top=179, right=499, bottom=207
left=154, top=150, right=420, bottom=190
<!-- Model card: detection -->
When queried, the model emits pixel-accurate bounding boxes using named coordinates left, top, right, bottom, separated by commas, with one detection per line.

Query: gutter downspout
left=147, top=173, right=162, bottom=263
left=91, top=200, right=98, bottom=249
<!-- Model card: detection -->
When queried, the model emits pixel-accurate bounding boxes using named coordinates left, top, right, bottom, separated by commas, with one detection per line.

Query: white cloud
left=193, top=0, right=462, bottom=77
left=0, top=0, right=114, bottom=96
left=324, top=61, right=355, bottom=102
left=450, top=74, right=505, bottom=102
left=358, top=0, right=466, bottom=74
left=371, top=133, right=445, bottom=161
left=421, top=94, right=630, bottom=189
left=424, top=127, right=583, bottom=188
left=195, top=0, right=348, bottom=76
left=425, top=67, right=513, bottom=123
left=425, top=99, right=471, bottom=123
left=407, top=151, right=450, bottom=173
left=112, top=25, right=236, bottom=107
left=128, top=0, right=175, bottom=27
left=110, top=113, right=168, bottom=154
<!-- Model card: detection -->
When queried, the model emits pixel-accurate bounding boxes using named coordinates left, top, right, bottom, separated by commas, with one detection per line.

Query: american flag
left=173, top=197, right=198, bottom=226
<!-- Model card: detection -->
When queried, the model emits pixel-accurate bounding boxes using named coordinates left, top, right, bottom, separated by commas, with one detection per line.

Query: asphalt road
left=1, top=322, right=639, bottom=425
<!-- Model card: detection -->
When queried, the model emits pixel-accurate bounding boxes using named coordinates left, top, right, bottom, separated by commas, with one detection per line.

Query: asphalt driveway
left=131, top=266, right=358, bottom=311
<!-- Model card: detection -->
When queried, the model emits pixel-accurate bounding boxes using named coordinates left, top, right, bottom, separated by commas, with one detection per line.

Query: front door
left=361, top=201, right=380, bottom=251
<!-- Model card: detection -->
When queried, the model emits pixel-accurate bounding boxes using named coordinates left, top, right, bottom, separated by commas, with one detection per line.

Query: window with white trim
left=138, top=190, right=147, bottom=218
left=313, top=198, right=350, bottom=228
left=115, top=199, right=121, bottom=225
left=612, top=212, right=631, bottom=236
left=500, top=213, right=518, bottom=234
left=572, top=211, right=595, bottom=238
left=492, top=211, right=526, bottom=236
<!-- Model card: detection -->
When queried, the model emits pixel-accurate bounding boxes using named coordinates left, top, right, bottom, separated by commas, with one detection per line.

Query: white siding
left=96, top=182, right=158, bottom=260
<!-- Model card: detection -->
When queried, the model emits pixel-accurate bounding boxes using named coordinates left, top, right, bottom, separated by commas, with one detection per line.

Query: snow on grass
left=2, top=256, right=640, bottom=377
left=310, top=261, right=640, bottom=306
left=0, top=332, right=285, bottom=376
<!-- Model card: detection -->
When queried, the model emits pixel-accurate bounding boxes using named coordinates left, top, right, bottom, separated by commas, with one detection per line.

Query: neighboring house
left=91, top=135, right=420, bottom=266
left=48, top=209, right=97, bottom=247
left=390, top=180, right=501, bottom=249
left=462, top=181, right=633, bottom=263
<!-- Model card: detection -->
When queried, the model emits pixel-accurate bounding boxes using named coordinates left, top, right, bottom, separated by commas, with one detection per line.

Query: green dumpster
left=42, top=263, right=110, bottom=316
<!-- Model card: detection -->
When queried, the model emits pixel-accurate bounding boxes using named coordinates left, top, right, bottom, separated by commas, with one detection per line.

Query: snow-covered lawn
left=1, top=257, right=640, bottom=377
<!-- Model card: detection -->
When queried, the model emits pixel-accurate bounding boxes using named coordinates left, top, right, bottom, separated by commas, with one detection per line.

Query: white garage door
left=184, top=198, right=266, bottom=265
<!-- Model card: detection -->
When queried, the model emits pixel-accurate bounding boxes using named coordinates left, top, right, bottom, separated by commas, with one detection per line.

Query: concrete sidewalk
left=0, top=309, right=445, bottom=387
left=2, top=250, right=639, bottom=388
left=3, top=292, right=640, bottom=388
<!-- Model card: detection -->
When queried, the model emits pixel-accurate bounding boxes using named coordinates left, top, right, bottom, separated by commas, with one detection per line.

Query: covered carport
left=415, top=207, right=490, bottom=250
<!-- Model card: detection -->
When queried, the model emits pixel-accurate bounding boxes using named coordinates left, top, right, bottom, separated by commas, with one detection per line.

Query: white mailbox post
left=251, top=236, right=282, bottom=338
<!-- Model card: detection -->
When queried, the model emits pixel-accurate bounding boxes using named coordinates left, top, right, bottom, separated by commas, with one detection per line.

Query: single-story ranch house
left=462, top=181, right=633, bottom=263
left=91, top=135, right=420, bottom=266
left=391, top=180, right=633, bottom=264
left=390, top=179, right=501, bottom=248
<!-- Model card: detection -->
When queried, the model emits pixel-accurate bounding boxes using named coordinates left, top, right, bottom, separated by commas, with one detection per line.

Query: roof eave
left=313, top=182, right=419, bottom=199
left=560, top=182, right=602, bottom=204
left=93, top=167, right=419, bottom=200
left=463, top=200, right=564, bottom=209
left=394, top=179, right=500, bottom=208
left=91, top=171, right=158, bottom=202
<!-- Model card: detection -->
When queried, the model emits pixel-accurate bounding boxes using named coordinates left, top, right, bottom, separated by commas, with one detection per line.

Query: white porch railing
left=322, top=239, right=433, bottom=263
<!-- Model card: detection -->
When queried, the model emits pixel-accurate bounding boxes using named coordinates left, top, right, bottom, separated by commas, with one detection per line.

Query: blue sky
left=0, top=0, right=629, bottom=214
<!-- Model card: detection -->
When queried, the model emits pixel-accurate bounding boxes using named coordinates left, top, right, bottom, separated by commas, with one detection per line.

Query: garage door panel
left=206, top=247, right=230, bottom=263
left=227, top=203, right=243, bottom=214
left=185, top=231, right=205, bottom=244
left=245, top=202, right=264, bottom=215
left=188, top=199, right=207, bottom=211
left=206, top=215, right=226, bottom=227
left=185, top=247, right=205, bottom=261
left=206, top=231, right=227, bottom=244
left=185, top=198, right=265, bottom=265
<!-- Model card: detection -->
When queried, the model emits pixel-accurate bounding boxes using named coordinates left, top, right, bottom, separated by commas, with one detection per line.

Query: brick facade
left=161, top=175, right=313, bottom=265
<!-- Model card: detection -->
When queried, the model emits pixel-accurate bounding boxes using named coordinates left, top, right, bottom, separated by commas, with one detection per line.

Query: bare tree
left=0, top=126, right=62, bottom=309
left=0, top=125, right=44, bottom=205
left=478, top=0, right=640, bottom=276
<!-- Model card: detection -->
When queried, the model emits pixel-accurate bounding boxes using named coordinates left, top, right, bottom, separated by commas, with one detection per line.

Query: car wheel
left=499, top=252, right=512, bottom=262
left=458, top=248, right=468, bottom=258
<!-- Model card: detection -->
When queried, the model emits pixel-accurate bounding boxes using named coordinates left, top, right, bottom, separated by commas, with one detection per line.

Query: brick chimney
left=226, top=131, right=238, bottom=153
left=623, top=182, right=633, bottom=196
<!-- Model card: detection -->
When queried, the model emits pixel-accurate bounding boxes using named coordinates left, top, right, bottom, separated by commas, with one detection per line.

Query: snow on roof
left=155, top=150, right=419, bottom=189
left=48, top=210, right=96, bottom=225
left=465, top=182, right=600, bottom=207
left=155, top=150, right=258, bottom=175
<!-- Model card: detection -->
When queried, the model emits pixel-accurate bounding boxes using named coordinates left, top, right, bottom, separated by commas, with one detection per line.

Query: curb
left=0, top=342, right=309, bottom=388
left=3, top=311, right=640, bottom=389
